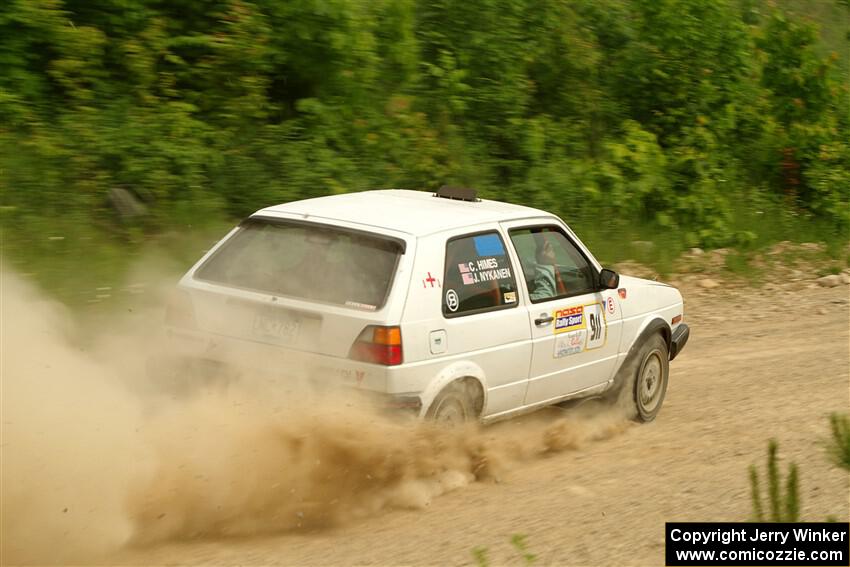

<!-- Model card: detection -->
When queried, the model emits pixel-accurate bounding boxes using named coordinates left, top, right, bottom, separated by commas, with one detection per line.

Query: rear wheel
left=426, top=382, right=475, bottom=425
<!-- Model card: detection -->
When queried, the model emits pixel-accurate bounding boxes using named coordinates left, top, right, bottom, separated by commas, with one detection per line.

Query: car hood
left=617, top=274, right=673, bottom=289
left=614, top=274, right=683, bottom=321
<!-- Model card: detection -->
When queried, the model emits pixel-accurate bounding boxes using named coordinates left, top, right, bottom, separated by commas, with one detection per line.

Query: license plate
left=252, top=311, right=300, bottom=345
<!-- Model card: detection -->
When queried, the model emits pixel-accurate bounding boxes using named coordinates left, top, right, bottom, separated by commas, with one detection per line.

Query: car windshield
left=195, top=218, right=401, bottom=310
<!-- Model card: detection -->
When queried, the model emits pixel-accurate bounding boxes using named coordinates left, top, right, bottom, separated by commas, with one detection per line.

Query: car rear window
left=195, top=218, right=402, bottom=310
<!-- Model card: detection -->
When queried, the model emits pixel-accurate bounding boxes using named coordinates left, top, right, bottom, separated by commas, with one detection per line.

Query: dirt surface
left=100, top=282, right=849, bottom=567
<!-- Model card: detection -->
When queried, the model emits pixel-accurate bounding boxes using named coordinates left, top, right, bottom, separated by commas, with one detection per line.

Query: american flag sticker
left=458, top=263, right=470, bottom=273
left=462, top=273, right=475, bottom=285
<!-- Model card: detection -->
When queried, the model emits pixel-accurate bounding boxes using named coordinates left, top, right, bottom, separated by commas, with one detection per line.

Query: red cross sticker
left=423, top=272, right=439, bottom=288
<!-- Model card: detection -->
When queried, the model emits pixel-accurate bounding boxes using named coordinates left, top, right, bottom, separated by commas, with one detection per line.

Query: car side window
left=442, top=232, right=518, bottom=317
left=509, top=226, right=596, bottom=303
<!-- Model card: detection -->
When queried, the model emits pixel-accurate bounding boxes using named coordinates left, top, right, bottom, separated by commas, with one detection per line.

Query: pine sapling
left=826, top=413, right=850, bottom=471
left=749, top=439, right=801, bottom=522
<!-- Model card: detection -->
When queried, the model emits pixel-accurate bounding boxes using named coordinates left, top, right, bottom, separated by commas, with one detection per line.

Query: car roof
left=254, top=189, right=553, bottom=237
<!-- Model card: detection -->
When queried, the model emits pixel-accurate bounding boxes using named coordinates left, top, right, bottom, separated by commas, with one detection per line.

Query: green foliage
left=1, top=0, right=848, bottom=294
left=724, top=252, right=756, bottom=278
left=470, top=535, right=537, bottom=566
left=826, top=413, right=850, bottom=471
left=471, top=546, right=490, bottom=567
left=749, top=440, right=800, bottom=522
left=509, top=534, right=537, bottom=565
left=749, top=466, right=765, bottom=521
left=754, top=11, right=850, bottom=223
left=749, top=414, right=850, bottom=524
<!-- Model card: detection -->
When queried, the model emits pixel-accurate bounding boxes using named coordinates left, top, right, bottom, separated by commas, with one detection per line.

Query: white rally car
left=161, top=187, right=689, bottom=423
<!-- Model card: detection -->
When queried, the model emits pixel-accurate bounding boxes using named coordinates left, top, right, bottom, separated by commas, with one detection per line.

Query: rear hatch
left=172, top=216, right=410, bottom=382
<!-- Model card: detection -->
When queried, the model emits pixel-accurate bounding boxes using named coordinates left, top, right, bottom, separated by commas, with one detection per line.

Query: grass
left=472, top=534, right=538, bottom=566
left=3, top=193, right=848, bottom=308
left=724, top=251, right=759, bottom=279
left=2, top=213, right=233, bottom=309
left=817, top=264, right=844, bottom=277
left=573, top=197, right=849, bottom=281
left=826, top=413, right=850, bottom=471
left=571, top=217, right=688, bottom=277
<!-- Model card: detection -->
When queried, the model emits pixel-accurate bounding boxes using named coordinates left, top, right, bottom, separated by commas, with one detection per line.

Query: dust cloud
left=1, top=268, right=631, bottom=565
left=1, top=270, right=149, bottom=564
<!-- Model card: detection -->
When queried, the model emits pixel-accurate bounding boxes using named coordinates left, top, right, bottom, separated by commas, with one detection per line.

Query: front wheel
left=632, top=334, right=669, bottom=422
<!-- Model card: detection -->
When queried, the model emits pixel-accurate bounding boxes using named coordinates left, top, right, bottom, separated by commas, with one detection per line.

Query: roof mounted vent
left=434, top=185, right=479, bottom=202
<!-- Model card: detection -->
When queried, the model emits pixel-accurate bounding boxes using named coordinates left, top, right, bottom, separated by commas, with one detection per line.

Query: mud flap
left=670, top=324, right=690, bottom=361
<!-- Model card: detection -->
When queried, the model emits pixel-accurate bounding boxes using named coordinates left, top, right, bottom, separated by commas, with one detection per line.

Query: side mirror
left=599, top=268, right=619, bottom=289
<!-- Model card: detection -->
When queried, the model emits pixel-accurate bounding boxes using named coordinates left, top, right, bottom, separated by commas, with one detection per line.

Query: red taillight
left=672, top=314, right=683, bottom=325
left=165, top=290, right=196, bottom=329
left=349, top=325, right=403, bottom=366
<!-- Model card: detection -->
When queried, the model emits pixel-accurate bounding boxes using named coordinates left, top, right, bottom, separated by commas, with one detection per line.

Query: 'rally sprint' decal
left=553, top=302, right=607, bottom=358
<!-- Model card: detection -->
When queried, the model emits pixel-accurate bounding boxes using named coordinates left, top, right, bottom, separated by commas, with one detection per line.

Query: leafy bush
left=2, top=0, right=849, bottom=293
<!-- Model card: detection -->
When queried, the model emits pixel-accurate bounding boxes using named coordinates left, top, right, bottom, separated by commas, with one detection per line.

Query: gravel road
left=114, top=283, right=849, bottom=566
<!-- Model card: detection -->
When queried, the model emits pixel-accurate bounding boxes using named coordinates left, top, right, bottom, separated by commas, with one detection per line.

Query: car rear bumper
left=159, top=326, right=393, bottom=391
left=670, top=323, right=690, bottom=361
left=146, top=351, right=423, bottom=414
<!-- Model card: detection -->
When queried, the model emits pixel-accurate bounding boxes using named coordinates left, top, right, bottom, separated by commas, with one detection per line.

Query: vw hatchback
left=162, top=187, right=689, bottom=423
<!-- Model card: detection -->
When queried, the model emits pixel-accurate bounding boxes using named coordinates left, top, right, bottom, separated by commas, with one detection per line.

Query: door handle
left=534, top=314, right=554, bottom=326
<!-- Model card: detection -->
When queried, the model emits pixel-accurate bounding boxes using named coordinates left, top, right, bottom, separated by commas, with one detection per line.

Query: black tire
left=632, top=333, right=669, bottom=422
left=604, top=332, right=669, bottom=422
left=426, top=381, right=475, bottom=425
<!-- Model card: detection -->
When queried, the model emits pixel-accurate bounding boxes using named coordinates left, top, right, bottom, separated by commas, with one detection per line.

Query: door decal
left=554, top=305, right=585, bottom=334
left=551, top=301, right=607, bottom=357
left=584, top=302, right=607, bottom=350
left=554, top=330, right=586, bottom=358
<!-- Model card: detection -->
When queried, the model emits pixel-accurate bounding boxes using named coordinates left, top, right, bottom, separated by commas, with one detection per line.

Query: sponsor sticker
left=554, top=330, right=586, bottom=358
left=553, top=303, right=608, bottom=349
left=554, top=305, right=585, bottom=334
left=504, top=291, right=517, bottom=304
left=606, top=296, right=616, bottom=314
left=584, top=302, right=607, bottom=350
left=445, top=289, right=459, bottom=312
